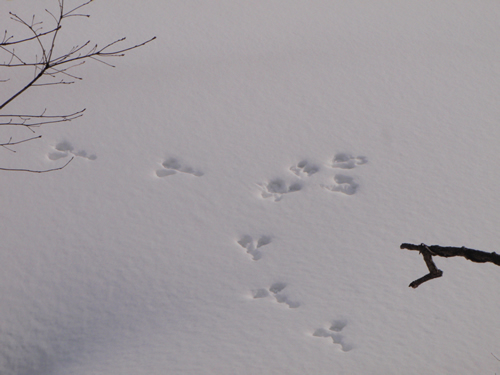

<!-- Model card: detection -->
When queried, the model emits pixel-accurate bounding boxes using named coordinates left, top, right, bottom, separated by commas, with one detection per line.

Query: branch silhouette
left=400, top=243, right=500, bottom=288
left=0, top=0, right=155, bottom=172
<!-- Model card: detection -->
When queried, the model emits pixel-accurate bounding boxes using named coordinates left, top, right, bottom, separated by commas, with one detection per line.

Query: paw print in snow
left=331, top=153, right=367, bottom=169
left=156, top=157, right=203, bottom=177
left=48, top=141, right=96, bottom=161
left=290, top=160, right=320, bottom=177
left=252, top=282, right=300, bottom=308
left=237, top=235, right=272, bottom=261
left=313, top=320, right=353, bottom=351
left=258, top=178, right=302, bottom=202
left=321, top=175, right=358, bottom=195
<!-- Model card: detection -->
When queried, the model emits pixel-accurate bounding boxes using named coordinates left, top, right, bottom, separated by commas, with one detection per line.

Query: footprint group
left=290, top=160, right=320, bottom=177
left=258, top=179, right=302, bottom=202
left=242, top=152, right=365, bottom=350
left=48, top=141, right=96, bottom=161
left=236, top=232, right=353, bottom=349
left=150, top=152, right=367, bottom=202
left=237, top=235, right=272, bottom=261
left=321, top=153, right=367, bottom=196
left=259, top=153, right=368, bottom=201
left=313, top=320, right=353, bottom=351
left=49, top=146, right=361, bottom=351
left=236, top=236, right=300, bottom=308
left=156, top=157, right=203, bottom=177
left=149, top=151, right=362, bottom=349
left=252, top=282, right=301, bottom=309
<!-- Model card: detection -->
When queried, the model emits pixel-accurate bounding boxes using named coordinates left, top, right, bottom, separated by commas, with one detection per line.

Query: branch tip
left=401, top=242, right=500, bottom=288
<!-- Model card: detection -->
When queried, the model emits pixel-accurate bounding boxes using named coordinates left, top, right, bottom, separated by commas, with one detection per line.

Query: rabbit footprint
left=237, top=235, right=272, bottom=261
left=331, top=153, right=367, bottom=169
left=321, top=175, right=358, bottom=195
left=290, top=160, right=320, bottom=177
left=252, top=282, right=300, bottom=308
left=156, top=157, right=203, bottom=177
left=48, top=141, right=96, bottom=161
left=313, top=320, right=353, bottom=351
left=258, top=179, right=302, bottom=202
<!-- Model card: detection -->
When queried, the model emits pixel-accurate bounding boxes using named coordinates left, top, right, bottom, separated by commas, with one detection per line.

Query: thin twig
left=0, top=109, right=85, bottom=128
left=0, top=135, right=42, bottom=151
left=0, top=156, right=74, bottom=173
left=63, top=0, right=93, bottom=18
left=0, top=109, right=85, bottom=119
left=0, top=27, right=59, bottom=46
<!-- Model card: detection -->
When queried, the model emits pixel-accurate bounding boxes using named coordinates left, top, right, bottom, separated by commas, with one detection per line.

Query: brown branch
left=400, top=243, right=500, bottom=288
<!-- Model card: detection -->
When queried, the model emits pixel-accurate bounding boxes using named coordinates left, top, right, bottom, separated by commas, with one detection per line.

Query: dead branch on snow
left=400, top=243, right=500, bottom=288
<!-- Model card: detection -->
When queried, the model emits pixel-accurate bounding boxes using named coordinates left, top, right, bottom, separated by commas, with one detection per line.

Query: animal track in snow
left=252, top=282, right=300, bottom=308
left=313, top=320, right=353, bottom=351
left=290, top=160, right=320, bottom=177
left=258, top=178, right=302, bottom=202
left=321, top=175, right=359, bottom=195
left=237, top=235, right=272, bottom=261
left=48, top=141, right=96, bottom=161
left=156, top=157, right=204, bottom=177
left=330, top=153, right=367, bottom=169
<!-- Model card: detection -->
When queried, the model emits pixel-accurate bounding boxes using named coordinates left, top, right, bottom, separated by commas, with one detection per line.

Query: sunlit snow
left=1, top=1, right=500, bottom=374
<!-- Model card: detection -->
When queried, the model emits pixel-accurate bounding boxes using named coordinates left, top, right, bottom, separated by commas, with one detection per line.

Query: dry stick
left=405, top=244, right=443, bottom=288
left=400, top=243, right=500, bottom=288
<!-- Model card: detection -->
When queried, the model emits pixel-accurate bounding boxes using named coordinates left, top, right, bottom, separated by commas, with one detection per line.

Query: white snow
left=1, top=1, right=500, bottom=374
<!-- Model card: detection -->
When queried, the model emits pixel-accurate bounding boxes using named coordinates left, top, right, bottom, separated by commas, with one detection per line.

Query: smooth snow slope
left=1, top=1, right=500, bottom=374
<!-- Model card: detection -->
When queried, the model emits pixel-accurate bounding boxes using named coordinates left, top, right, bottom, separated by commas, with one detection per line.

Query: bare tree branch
left=1, top=0, right=155, bottom=111
left=62, top=0, right=94, bottom=18
left=0, top=109, right=85, bottom=129
left=0, top=68, right=47, bottom=111
left=400, top=243, right=500, bottom=288
left=1, top=27, right=59, bottom=46
left=0, top=0, right=155, bottom=172
left=0, top=156, right=74, bottom=173
left=0, top=135, right=42, bottom=152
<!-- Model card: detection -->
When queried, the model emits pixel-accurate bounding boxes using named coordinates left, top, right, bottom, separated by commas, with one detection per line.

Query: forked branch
left=0, top=0, right=154, bottom=172
left=1, top=0, right=156, bottom=112
left=400, top=243, right=500, bottom=288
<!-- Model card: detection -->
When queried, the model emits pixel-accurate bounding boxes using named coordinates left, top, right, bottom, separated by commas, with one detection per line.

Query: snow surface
left=1, top=1, right=500, bottom=374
